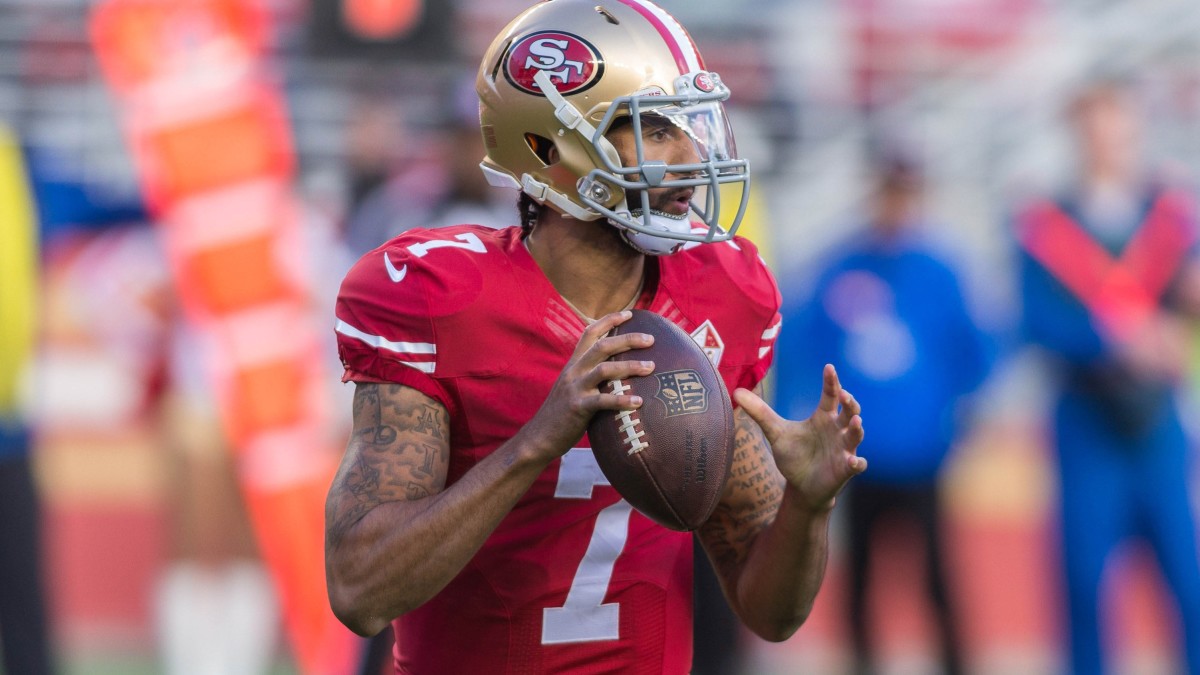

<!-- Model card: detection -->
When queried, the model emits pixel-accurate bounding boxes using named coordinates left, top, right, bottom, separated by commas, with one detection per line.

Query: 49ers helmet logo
left=504, top=30, right=604, bottom=97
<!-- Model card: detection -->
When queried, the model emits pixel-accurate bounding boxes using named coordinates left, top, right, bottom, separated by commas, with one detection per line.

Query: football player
left=326, top=1, right=866, bottom=672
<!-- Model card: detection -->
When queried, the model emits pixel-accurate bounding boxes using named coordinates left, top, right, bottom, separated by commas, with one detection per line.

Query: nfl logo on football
left=655, top=370, right=709, bottom=417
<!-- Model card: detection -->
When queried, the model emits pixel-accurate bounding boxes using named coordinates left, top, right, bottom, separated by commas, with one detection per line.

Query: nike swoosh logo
left=384, top=252, right=407, bottom=283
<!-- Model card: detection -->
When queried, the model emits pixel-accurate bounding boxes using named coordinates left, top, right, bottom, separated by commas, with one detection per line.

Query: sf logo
left=524, top=38, right=585, bottom=83
left=506, top=30, right=601, bottom=96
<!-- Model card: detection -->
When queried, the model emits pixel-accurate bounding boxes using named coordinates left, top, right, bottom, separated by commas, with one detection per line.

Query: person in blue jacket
left=1016, top=81, right=1200, bottom=674
left=775, top=152, right=992, bottom=675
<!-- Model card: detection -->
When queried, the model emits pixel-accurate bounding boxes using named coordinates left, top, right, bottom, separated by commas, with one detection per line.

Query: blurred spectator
left=1014, top=80, right=1200, bottom=674
left=340, top=93, right=445, bottom=255
left=27, top=133, right=283, bottom=673
left=420, top=75, right=514, bottom=230
left=774, top=151, right=993, bottom=675
left=0, top=129, right=53, bottom=675
left=154, top=326, right=280, bottom=675
left=341, top=93, right=407, bottom=253
left=0, top=417, right=52, bottom=675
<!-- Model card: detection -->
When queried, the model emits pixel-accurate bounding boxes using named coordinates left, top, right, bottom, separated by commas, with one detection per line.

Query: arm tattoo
left=326, top=384, right=450, bottom=548
left=699, top=388, right=785, bottom=583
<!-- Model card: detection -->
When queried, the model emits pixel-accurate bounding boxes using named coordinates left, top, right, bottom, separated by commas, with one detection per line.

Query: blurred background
left=3, top=0, right=1200, bottom=673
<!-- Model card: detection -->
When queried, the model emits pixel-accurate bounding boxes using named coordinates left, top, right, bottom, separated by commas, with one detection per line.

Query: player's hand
left=523, top=310, right=655, bottom=463
left=733, top=364, right=866, bottom=512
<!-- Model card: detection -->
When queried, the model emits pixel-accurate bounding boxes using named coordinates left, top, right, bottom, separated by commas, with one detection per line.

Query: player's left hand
left=733, top=364, right=866, bottom=512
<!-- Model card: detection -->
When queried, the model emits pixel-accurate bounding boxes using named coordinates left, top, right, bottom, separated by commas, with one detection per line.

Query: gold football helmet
left=476, top=0, right=750, bottom=255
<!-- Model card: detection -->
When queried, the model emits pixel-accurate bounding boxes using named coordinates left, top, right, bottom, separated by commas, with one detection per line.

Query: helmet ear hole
left=524, top=133, right=555, bottom=166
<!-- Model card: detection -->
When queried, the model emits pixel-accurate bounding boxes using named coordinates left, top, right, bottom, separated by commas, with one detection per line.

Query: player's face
left=606, top=116, right=701, bottom=217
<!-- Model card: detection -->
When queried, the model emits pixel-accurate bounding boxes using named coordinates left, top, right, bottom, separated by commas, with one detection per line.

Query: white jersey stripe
left=399, top=361, right=436, bottom=374
left=761, top=320, right=782, bottom=340
left=758, top=346, right=772, bottom=359
left=335, top=319, right=437, bottom=355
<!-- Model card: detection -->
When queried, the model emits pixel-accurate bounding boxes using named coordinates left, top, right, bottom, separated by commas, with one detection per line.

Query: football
left=587, top=309, right=735, bottom=531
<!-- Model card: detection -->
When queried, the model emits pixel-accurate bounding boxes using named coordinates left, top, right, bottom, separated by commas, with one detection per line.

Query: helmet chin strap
left=616, top=208, right=690, bottom=256
left=530, top=69, right=622, bottom=221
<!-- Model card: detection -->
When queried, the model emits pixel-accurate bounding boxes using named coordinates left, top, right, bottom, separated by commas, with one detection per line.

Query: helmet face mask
left=581, top=81, right=750, bottom=254
left=476, top=0, right=751, bottom=255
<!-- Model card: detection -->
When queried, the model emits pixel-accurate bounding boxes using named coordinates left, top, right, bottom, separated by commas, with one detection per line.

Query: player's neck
left=526, top=211, right=646, bottom=322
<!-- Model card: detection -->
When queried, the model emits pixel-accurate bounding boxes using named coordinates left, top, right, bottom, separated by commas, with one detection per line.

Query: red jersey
left=335, top=225, right=781, bottom=674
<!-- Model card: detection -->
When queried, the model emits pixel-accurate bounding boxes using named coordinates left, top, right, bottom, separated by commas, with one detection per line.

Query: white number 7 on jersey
left=542, top=448, right=632, bottom=645
left=406, top=232, right=487, bottom=258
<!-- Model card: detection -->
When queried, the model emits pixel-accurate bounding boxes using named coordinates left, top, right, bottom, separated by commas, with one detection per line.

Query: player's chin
left=653, top=197, right=690, bottom=216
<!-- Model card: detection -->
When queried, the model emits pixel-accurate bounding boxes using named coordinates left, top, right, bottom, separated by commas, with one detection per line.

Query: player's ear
left=547, top=144, right=560, bottom=163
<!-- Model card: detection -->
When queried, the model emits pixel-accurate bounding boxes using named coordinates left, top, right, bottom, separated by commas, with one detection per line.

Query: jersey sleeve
left=749, top=309, right=783, bottom=391
left=721, top=236, right=783, bottom=394
left=334, top=239, right=452, bottom=411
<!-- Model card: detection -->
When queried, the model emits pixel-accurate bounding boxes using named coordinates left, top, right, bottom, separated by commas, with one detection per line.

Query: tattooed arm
left=697, top=366, right=866, bottom=641
left=325, top=311, right=654, bottom=636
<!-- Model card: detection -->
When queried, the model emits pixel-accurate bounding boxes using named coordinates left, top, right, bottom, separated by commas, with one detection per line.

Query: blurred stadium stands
left=4, top=0, right=1200, bottom=673
left=7, top=0, right=1199, bottom=279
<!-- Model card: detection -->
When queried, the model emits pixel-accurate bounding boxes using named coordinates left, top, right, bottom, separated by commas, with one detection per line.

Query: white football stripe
left=761, top=320, right=782, bottom=340
left=758, top=346, right=773, bottom=359
left=335, top=319, right=436, bottom=355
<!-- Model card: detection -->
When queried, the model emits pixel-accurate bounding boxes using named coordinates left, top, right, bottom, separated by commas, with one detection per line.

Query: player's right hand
left=523, top=310, right=655, bottom=464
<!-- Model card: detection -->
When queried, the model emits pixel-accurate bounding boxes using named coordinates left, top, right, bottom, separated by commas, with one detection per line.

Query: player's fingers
left=845, top=414, right=865, bottom=449
left=837, top=415, right=866, bottom=474
left=589, top=391, right=644, bottom=412
left=837, top=390, right=860, bottom=427
left=574, top=310, right=637, bottom=358
left=592, top=331, right=655, bottom=363
left=733, top=388, right=786, bottom=441
left=849, top=452, right=867, bottom=473
left=817, top=364, right=841, bottom=413
left=591, top=360, right=655, bottom=388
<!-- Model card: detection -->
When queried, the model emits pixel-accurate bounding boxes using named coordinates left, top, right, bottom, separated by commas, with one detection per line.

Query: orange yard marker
left=91, top=1, right=357, bottom=672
